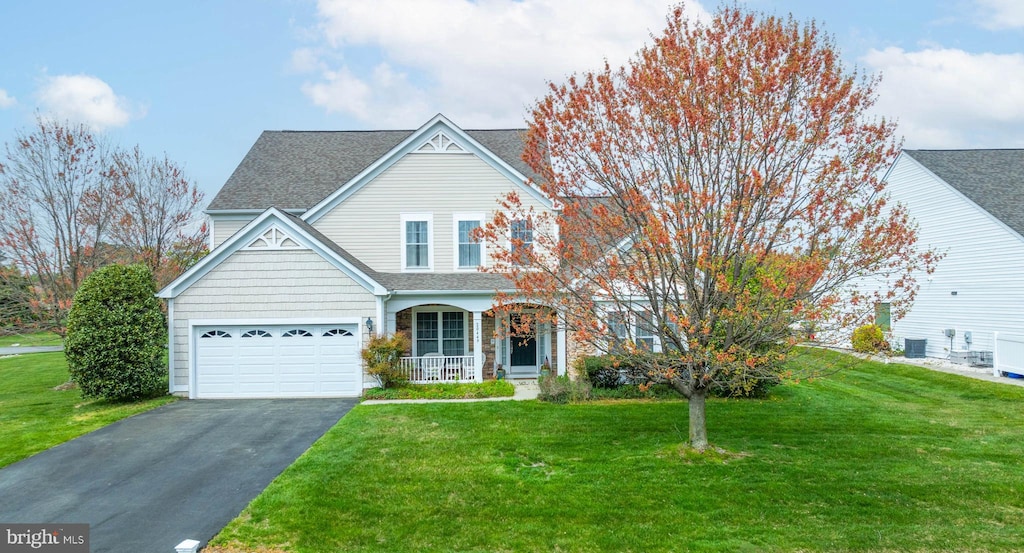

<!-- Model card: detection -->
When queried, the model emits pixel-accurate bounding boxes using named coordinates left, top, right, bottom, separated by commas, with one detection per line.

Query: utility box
left=950, top=351, right=970, bottom=365
left=905, top=338, right=927, bottom=359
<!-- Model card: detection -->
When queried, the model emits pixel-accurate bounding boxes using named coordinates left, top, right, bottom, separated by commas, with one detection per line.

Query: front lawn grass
left=210, top=349, right=1024, bottom=552
left=0, top=352, right=176, bottom=468
left=0, top=331, right=63, bottom=347
left=363, top=379, right=515, bottom=400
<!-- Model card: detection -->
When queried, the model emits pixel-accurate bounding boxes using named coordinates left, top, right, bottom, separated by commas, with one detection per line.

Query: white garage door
left=195, top=324, right=361, bottom=398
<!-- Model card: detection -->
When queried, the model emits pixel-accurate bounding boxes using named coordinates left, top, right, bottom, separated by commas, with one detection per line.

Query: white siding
left=172, top=249, right=376, bottom=390
left=886, top=156, right=1024, bottom=358
left=211, top=216, right=256, bottom=249
left=312, top=153, right=553, bottom=272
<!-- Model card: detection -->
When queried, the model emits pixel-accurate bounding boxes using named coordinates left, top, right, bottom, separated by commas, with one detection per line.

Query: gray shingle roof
left=208, top=128, right=538, bottom=211
left=903, top=149, right=1024, bottom=238
left=377, top=272, right=514, bottom=292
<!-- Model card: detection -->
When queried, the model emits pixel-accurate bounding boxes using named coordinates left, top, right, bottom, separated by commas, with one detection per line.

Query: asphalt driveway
left=0, top=399, right=356, bottom=552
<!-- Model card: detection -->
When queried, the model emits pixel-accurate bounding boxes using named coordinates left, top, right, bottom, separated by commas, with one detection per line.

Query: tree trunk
left=688, top=388, right=709, bottom=452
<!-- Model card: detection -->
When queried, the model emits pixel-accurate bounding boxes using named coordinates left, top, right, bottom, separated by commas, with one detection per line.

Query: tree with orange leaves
left=0, top=118, right=121, bottom=331
left=0, top=117, right=207, bottom=332
left=480, top=4, right=937, bottom=452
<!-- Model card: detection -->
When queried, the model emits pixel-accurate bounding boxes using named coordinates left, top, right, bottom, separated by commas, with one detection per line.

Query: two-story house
left=157, top=114, right=566, bottom=398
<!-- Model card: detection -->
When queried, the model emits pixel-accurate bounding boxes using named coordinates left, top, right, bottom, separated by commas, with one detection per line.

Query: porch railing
left=399, top=355, right=475, bottom=383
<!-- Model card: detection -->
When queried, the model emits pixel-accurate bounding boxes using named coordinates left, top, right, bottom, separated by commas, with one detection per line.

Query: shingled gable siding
left=170, top=249, right=377, bottom=390
left=311, top=152, right=553, bottom=272
left=211, top=216, right=257, bottom=249
left=884, top=156, right=1024, bottom=357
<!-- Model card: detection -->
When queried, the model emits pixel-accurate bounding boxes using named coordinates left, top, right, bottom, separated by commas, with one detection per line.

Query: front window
left=458, top=220, right=481, bottom=268
left=607, top=312, right=628, bottom=353
left=605, top=311, right=661, bottom=352
left=442, top=312, right=465, bottom=355
left=416, top=312, right=439, bottom=354
left=636, top=312, right=656, bottom=351
left=402, top=214, right=432, bottom=270
left=415, top=310, right=466, bottom=356
left=511, top=219, right=533, bottom=262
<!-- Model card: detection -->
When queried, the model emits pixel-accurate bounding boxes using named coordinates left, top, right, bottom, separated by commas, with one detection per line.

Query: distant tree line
left=0, top=116, right=207, bottom=334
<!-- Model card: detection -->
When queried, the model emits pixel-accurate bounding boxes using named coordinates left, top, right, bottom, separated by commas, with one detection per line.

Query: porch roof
left=378, top=272, right=513, bottom=292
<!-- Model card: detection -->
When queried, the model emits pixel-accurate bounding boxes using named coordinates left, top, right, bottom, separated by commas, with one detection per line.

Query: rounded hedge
left=65, top=264, right=167, bottom=401
left=851, top=323, right=890, bottom=354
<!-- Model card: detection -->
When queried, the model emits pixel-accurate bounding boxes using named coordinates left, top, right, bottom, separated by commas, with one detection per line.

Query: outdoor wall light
left=365, top=317, right=374, bottom=332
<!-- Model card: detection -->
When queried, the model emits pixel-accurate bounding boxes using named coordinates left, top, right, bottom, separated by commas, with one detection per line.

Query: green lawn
left=364, top=379, right=515, bottom=400
left=0, top=352, right=176, bottom=468
left=0, top=331, right=63, bottom=347
left=210, top=349, right=1024, bottom=552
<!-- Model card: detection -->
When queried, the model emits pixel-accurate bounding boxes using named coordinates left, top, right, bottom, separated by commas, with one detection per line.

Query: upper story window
left=454, top=213, right=484, bottom=270
left=510, top=219, right=533, bottom=262
left=407, top=222, right=428, bottom=265
left=401, top=213, right=433, bottom=271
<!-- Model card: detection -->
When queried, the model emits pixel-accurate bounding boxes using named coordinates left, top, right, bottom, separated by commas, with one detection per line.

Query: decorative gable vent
left=416, top=131, right=466, bottom=153
left=244, top=225, right=305, bottom=250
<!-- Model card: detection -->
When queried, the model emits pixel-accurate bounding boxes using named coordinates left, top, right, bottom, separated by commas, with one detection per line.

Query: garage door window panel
left=241, top=329, right=272, bottom=338
left=201, top=330, right=232, bottom=339
left=323, top=328, right=354, bottom=337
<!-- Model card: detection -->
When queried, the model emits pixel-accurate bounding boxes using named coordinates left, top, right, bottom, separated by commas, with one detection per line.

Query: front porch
left=399, top=355, right=476, bottom=382
left=385, top=300, right=564, bottom=384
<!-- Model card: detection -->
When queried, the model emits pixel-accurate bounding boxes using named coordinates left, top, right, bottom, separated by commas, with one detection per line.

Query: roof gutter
left=204, top=208, right=306, bottom=216
left=386, top=289, right=517, bottom=296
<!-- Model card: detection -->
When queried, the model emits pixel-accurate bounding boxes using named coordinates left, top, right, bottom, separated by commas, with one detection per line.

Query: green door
left=875, top=302, right=891, bottom=331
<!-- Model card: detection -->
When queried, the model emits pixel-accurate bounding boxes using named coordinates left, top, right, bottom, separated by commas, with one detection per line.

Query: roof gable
left=157, top=207, right=387, bottom=298
left=207, top=114, right=546, bottom=213
left=901, top=149, right=1024, bottom=238
left=301, top=114, right=552, bottom=222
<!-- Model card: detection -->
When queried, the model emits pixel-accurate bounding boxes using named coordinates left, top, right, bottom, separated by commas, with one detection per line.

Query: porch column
left=473, top=311, right=484, bottom=382
left=557, top=312, right=568, bottom=376
left=386, top=310, right=397, bottom=335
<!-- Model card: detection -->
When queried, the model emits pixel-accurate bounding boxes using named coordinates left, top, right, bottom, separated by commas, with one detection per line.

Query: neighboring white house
left=158, top=114, right=567, bottom=398
left=881, top=149, right=1024, bottom=367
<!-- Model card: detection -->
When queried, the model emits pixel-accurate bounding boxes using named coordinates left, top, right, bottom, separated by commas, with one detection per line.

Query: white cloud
left=302, top=63, right=431, bottom=126
left=862, top=47, right=1024, bottom=148
left=36, top=74, right=140, bottom=130
left=298, top=0, right=709, bottom=127
left=288, top=47, right=324, bottom=74
left=974, top=0, right=1024, bottom=30
left=0, top=89, right=15, bottom=109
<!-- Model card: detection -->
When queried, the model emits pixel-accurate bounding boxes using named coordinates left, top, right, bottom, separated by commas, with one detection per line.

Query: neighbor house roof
left=903, top=149, right=1024, bottom=238
left=208, top=128, right=539, bottom=211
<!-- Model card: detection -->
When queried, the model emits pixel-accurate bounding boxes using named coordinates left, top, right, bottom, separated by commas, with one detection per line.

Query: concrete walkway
left=885, top=354, right=1024, bottom=387
left=362, top=378, right=540, bottom=405
left=0, top=345, right=63, bottom=355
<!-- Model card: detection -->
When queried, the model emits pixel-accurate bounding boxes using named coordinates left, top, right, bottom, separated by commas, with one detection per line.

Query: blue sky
left=1, top=0, right=1021, bottom=203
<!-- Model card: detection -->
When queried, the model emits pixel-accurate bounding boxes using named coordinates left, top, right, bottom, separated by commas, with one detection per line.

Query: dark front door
left=509, top=314, right=537, bottom=368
